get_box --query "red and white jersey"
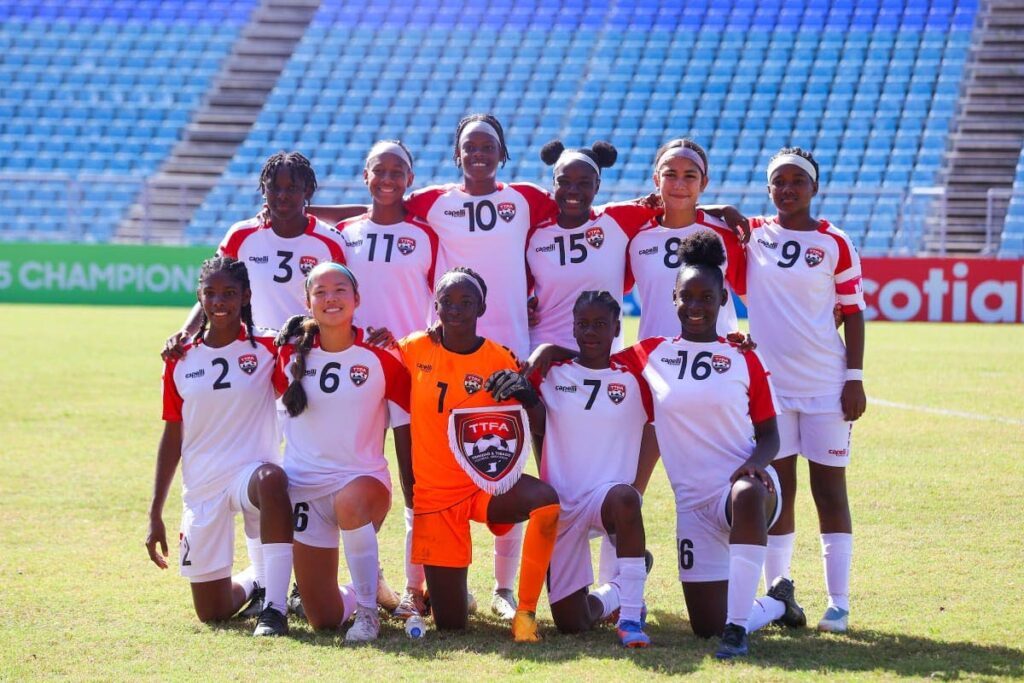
[335,213,439,339]
[614,336,778,511]
[526,203,655,352]
[405,182,558,359]
[161,326,281,505]
[217,215,346,330]
[626,211,745,339]
[275,330,411,501]
[744,217,865,398]
[531,359,653,508]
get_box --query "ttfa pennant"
[447,405,530,495]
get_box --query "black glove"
[485,369,539,408]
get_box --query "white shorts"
[291,472,391,549]
[548,482,638,604]
[676,466,782,583]
[775,394,853,467]
[179,461,263,583]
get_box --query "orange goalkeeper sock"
[516,503,560,613]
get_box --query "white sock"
[404,507,426,592]
[341,523,380,610]
[764,532,795,588]
[338,583,358,624]
[821,532,852,611]
[616,557,647,624]
[726,544,767,629]
[493,522,523,591]
[590,582,621,619]
[245,536,265,589]
[597,535,618,585]
[233,566,257,598]
[747,595,786,633]
[262,543,293,615]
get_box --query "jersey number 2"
[212,358,231,390]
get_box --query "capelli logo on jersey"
[497,202,516,222]
[639,245,659,256]
[464,373,483,394]
[303,368,316,377]
[444,208,467,218]
[299,256,318,275]
[660,356,681,366]
[184,369,205,379]
[248,255,269,264]
[344,238,363,247]
[711,355,731,373]
[238,354,258,375]
[416,362,433,373]
[829,448,848,457]
[586,227,605,249]
[555,384,577,393]
[350,365,369,386]
[397,237,416,255]
[535,243,556,253]
[757,238,778,249]
[805,247,825,267]
[607,382,626,404]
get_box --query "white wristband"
[845,369,864,381]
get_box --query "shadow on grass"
[209,609,1023,678]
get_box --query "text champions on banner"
[861,257,1024,323]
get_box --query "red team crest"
[497,202,516,222]
[349,364,369,386]
[711,354,731,373]
[585,227,605,249]
[464,373,483,394]
[607,382,626,404]
[448,407,528,493]
[397,236,416,255]
[804,247,825,267]
[238,354,258,375]
[299,256,318,275]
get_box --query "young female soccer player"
[614,232,806,659]
[742,148,866,633]
[274,262,412,642]
[627,139,746,339]
[526,141,658,353]
[529,291,656,648]
[146,257,294,637]
[396,267,559,642]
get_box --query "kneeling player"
[146,257,294,636]
[275,262,412,642]
[396,268,559,642]
[530,291,657,647]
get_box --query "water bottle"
[405,615,427,639]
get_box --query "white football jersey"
[526,203,655,352]
[276,330,411,501]
[405,182,557,359]
[162,326,282,505]
[217,216,346,330]
[614,336,778,511]
[626,212,745,339]
[744,217,865,398]
[531,360,652,508]
[335,213,438,339]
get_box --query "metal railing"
[985,188,1014,256]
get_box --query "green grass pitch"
[1,303,1021,680]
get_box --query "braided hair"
[452,113,510,168]
[259,151,318,198]
[194,257,256,348]
[573,290,621,319]
[276,314,320,417]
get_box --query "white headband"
[366,141,412,170]
[435,271,484,301]
[767,154,818,183]
[554,151,601,176]
[458,120,500,148]
[656,146,706,175]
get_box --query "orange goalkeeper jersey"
[397,331,520,513]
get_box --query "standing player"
[742,148,866,633]
[146,257,294,637]
[396,268,560,642]
[526,141,658,352]
[274,262,412,641]
[614,232,806,659]
[627,139,746,338]
[530,291,656,648]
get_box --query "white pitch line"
[870,398,1024,426]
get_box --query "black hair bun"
[679,230,726,268]
[590,141,618,169]
[540,140,566,166]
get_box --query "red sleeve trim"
[611,337,663,376]
[273,345,293,396]
[613,362,654,423]
[743,349,777,423]
[601,202,661,236]
[511,182,558,226]
[306,216,346,262]
[161,358,184,422]
[702,221,747,295]
[408,215,441,288]
[818,221,854,274]
[218,221,261,259]
[364,343,412,412]
[403,186,447,220]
